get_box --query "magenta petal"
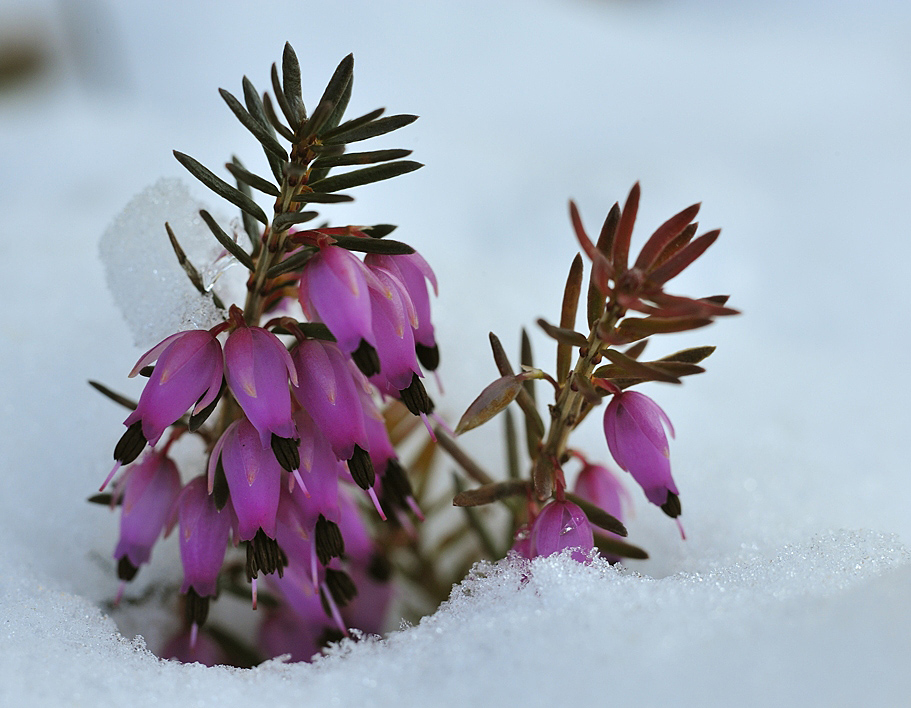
[114,452,182,568]
[573,462,630,524]
[224,326,296,447]
[531,501,594,562]
[293,409,343,524]
[124,330,224,446]
[301,247,375,354]
[218,418,283,540]
[367,272,421,391]
[129,331,186,377]
[291,340,369,461]
[604,392,679,508]
[177,477,232,597]
[367,252,438,347]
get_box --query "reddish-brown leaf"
[612,182,640,275]
[570,200,613,292]
[634,202,700,272]
[601,348,681,383]
[648,291,739,318]
[612,316,714,344]
[648,229,720,285]
[558,254,584,382]
[651,222,698,271]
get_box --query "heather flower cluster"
[92,45,439,664]
[91,42,736,668]
[449,182,736,564]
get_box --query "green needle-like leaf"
[565,493,627,536]
[281,42,305,125]
[88,380,137,411]
[308,54,353,136]
[362,224,397,238]
[308,160,422,194]
[331,234,414,255]
[199,210,255,271]
[290,192,354,204]
[593,533,649,560]
[311,148,412,169]
[219,88,288,161]
[558,254,584,381]
[452,480,530,507]
[225,161,280,197]
[272,210,318,232]
[173,150,268,225]
[323,113,418,145]
[536,317,588,347]
[320,107,384,142]
[266,247,317,278]
[261,91,295,141]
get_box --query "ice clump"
[99,179,233,348]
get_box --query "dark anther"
[383,459,413,507]
[415,342,439,371]
[138,365,154,378]
[271,434,301,473]
[212,456,230,511]
[348,445,375,490]
[189,379,225,431]
[314,514,345,565]
[367,552,392,583]
[117,556,139,582]
[352,339,380,377]
[661,491,682,519]
[114,421,146,465]
[324,568,358,607]
[399,373,434,416]
[184,587,210,628]
[245,529,287,581]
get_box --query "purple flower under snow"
[531,500,594,563]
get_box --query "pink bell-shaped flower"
[209,418,282,542]
[603,390,681,519]
[365,251,439,370]
[291,339,372,480]
[113,450,182,582]
[176,476,232,600]
[573,461,630,528]
[573,459,632,561]
[366,270,433,416]
[223,322,298,450]
[367,269,421,391]
[298,245,381,376]
[531,500,594,563]
[112,330,223,476]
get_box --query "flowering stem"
[536,300,624,498]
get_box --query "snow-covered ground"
[1,1,909,706]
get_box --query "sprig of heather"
[449,183,737,562]
[89,44,440,666]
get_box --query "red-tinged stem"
[536,298,625,499]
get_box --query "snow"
[99,178,228,348]
[2,0,910,706]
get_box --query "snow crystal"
[98,179,231,348]
[1,531,907,707]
